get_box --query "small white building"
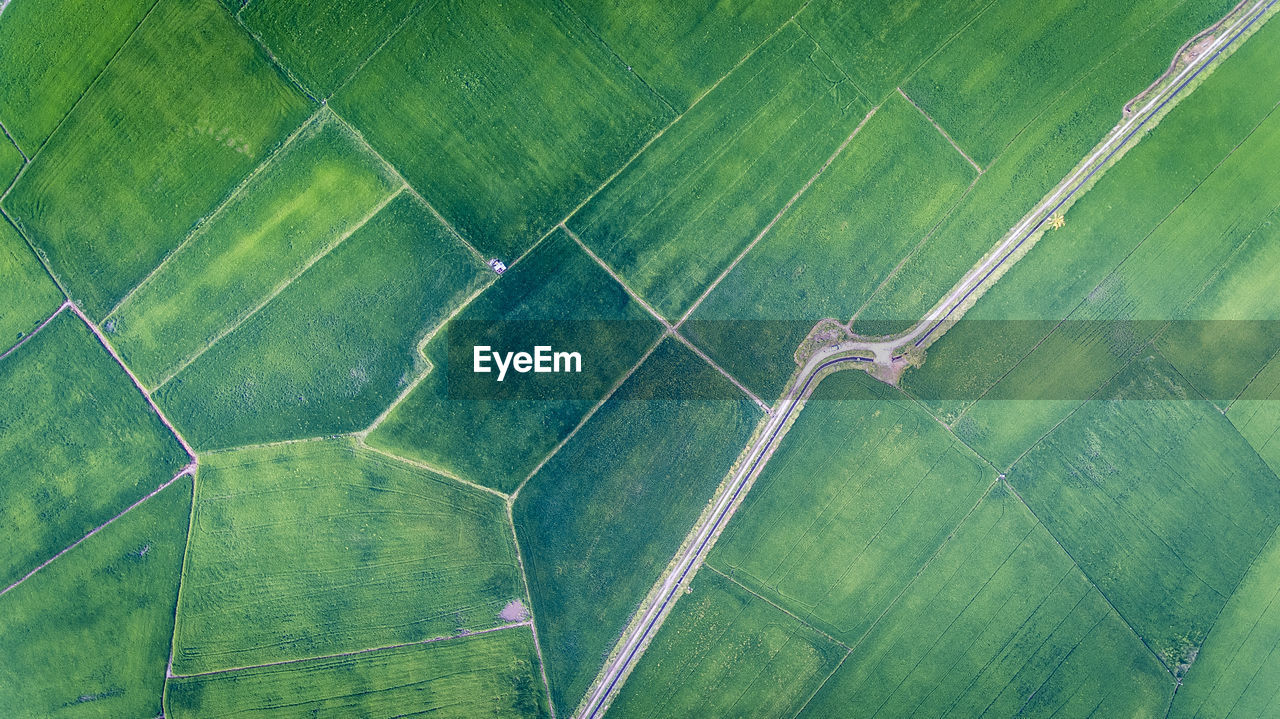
[488,258,507,275]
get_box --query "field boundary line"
[506,503,559,718]
[168,620,534,680]
[0,117,28,163]
[883,0,1002,105]
[326,109,487,264]
[166,460,201,683]
[198,434,348,456]
[704,564,850,650]
[150,186,406,390]
[70,302,197,460]
[897,87,982,174]
[324,0,438,101]
[0,299,70,363]
[1001,478,1177,678]
[228,4,319,103]
[1226,341,1280,412]
[357,441,509,501]
[0,463,196,598]
[563,224,770,413]
[0,0,163,170]
[509,333,666,503]
[1,206,72,299]
[675,103,881,328]
[791,20,873,104]
[103,107,329,321]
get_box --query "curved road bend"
[578,0,1275,715]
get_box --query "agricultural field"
[241,0,420,97]
[682,94,976,399]
[154,193,487,450]
[0,0,153,153]
[1,0,313,318]
[569,22,870,321]
[796,0,990,104]
[1227,353,1280,474]
[564,0,804,110]
[708,370,992,645]
[105,111,402,387]
[368,229,663,492]
[1006,354,1280,671]
[1170,527,1280,718]
[171,439,522,674]
[513,338,761,711]
[167,629,549,718]
[856,0,1241,332]
[606,569,844,719]
[0,312,187,589]
[0,134,20,186]
[0,475,190,719]
[798,485,1174,718]
[332,0,672,258]
[0,219,62,355]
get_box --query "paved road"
[575,1,1275,715]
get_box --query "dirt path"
[575,1,1275,715]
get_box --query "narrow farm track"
[576,1,1276,715]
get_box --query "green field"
[368,229,664,492]
[1006,354,1280,670]
[1170,526,1280,718]
[0,0,154,153]
[172,439,522,674]
[106,112,402,387]
[682,94,976,399]
[564,0,803,110]
[0,312,187,588]
[2,0,312,318]
[0,474,190,719]
[797,0,989,103]
[242,0,419,97]
[607,569,844,719]
[155,193,486,450]
[903,12,1280,424]
[332,0,671,258]
[167,628,549,718]
[902,0,1216,167]
[856,0,1240,333]
[710,370,991,644]
[0,133,20,186]
[799,484,1174,718]
[570,22,869,321]
[1228,353,1280,476]
[0,218,62,355]
[514,338,761,711]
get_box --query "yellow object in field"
[1049,213,1066,230]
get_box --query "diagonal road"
[575,0,1276,714]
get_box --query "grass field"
[856,0,1240,333]
[367,229,664,492]
[1006,354,1280,671]
[569,22,869,321]
[1170,525,1280,718]
[682,94,976,399]
[0,218,62,355]
[607,569,844,719]
[0,134,21,186]
[106,112,402,387]
[709,370,991,644]
[513,338,761,711]
[1227,353,1280,475]
[902,0,1216,167]
[2,0,313,318]
[797,0,990,103]
[166,628,549,718]
[0,474,190,719]
[0,0,154,153]
[242,0,420,97]
[155,193,487,450]
[0,312,187,589]
[564,0,803,111]
[332,0,672,258]
[799,484,1174,718]
[172,439,522,674]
